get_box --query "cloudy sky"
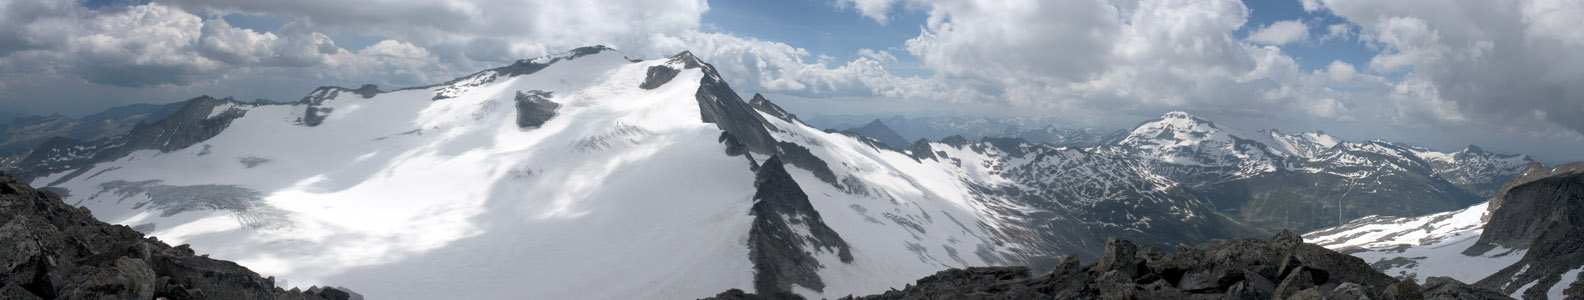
[0,0,1581,162]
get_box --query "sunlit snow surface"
[1305,202,1524,283]
[36,52,767,299]
[30,50,1046,299]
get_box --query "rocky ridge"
[704,231,1510,300]
[1468,163,1584,298]
[1305,162,1584,299]
[0,170,356,300]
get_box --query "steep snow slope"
[759,110,1260,294]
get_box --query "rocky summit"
[703,230,1510,300]
[0,171,358,300]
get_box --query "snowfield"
[27,46,1544,299]
[1305,202,1523,283]
[28,48,1128,299]
[37,50,766,299]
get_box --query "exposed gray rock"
[707,231,1503,300]
[746,156,852,297]
[1096,238,1140,278]
[513,90,560,128]
[1421,276,1511,300]
[748,94,798,124]
[1382,279,1424,300]
[239,156,270,168]
[296,85,379,126]
[774,142,838,186]
[0,171,352,300]
[1471,162,1584,251]
[905,139,936,161]
[1274,266,1320,299]
[677,51,779,155]
[639,65,680,90]
[1271,229,1303,252]
[1467,162,1584,298]
[11,96,250,181]
[1329,282,1369,300]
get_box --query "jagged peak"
[857,119,895,132]
[748,93,798,123]
[664,50,725,81]
[668,50,704,68]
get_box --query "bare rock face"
[747,94,798,124]
[0,171,356,300]
[746,156,852,298]
[513,90,560,128]
[639,65,681,90]
[703,230,1510,300]
[1467,162,1584,298]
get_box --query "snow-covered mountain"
[8,46,1256,299]
[807,115,1124,148]
[1306,162,1584,299]
[1102,111,1529,232]
[842,119,909,149]
[1409,145,1534,198]
[7,44,1548,299]
[0,102,186,169]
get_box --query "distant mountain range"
[0,46,1549,299]
[0,101,188,169]
[1105,112,1528,232]
[811,115,1126,148]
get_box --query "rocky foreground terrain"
[0,171,357,300]
[705,230,1510,300]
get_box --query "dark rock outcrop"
[422,45,624,100]
[904,139,936,161]
[11,96,249,181]
[746,156,852,298]
[748,94,798,124]
[679,51,780,155]
[1465,162,1584,298]
[0,171,355,300]
[640,65,681,90]
[704,231,1508,300]
[513,90,560,128]
[296,85,380,127]
[773,142,838,186]
[670,52,843,190]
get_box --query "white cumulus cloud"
[1246,20,1310,45]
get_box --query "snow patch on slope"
[1306,202,1524,283]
